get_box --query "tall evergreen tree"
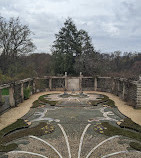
[51,18,96,75]
[52,18,80,75]
[74,30,99,75]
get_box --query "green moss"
[38,95,57,106]
[32,95,58,108]
[0,119,28,152]
[106,99,115,107]
[100,120,141,151]
[0,119,28,138]
[102,122,141,142]
[90,95,115,107]
[0,143,18,152]
[1,123,54,144]
[1,88,9,95]
[90,100,101,106]
[0,120,54,152]
[32,100,40,108]
[129,142,141,151]
[120,118,141,133]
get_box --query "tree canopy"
[52,18,97,75]
[0,16,36,74]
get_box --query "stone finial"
[65,72,67,76]
[80,72,82,76]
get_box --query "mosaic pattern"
[1,92,141,158]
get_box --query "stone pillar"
[94,77,97,91]
[136,75,141,108]
[33,78,36,94]
[111,78,115,93]
[49,78,52,91]
[65,72,68,91]
[117,79,120,91]
[9,84,15,107]
[21,83,24,102]
[79,72,82,91]
[122,82,125,100]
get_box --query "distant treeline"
[0,51,140,84]
[0,17,140,84]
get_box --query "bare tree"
[0,17,36,57]
[0,16,36,73]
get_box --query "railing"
[0,73,141,114]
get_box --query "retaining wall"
[0,74,141,111]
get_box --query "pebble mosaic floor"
[1,92,141,158]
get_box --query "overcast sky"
[0,0,141,53]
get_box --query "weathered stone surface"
[0,75,140,110]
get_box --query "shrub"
[23,86,31,100]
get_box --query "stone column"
[122,82,125,100]
[79,72,82,91]
[136,75,141,108]
[94,77,97,91]
[33,78,36,94]
[117,79,120,91]
[9,84,15,107]
[21,83,24,102]
[111,77,115,93]
[49,78,52,91]
[65,72,68,91]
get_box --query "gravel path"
[0,91,61,130]
[91,91,141,125]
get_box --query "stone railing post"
[111,77,115,92]
[122,81,125,100]
[80,72,83,91]
[94,77,97,91]
[136,75,141,108]
[117,79,120,91]
[49,77,52,91]
[65,72,68,91]
[21,82,24,102]
[33,78,36,94]
[9,84,15,107]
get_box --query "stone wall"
[0,78,34,108]
[96,77,138,108]
[0,74,141,111]
[137,77,141,108]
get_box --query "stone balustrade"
[0,73,141,110]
